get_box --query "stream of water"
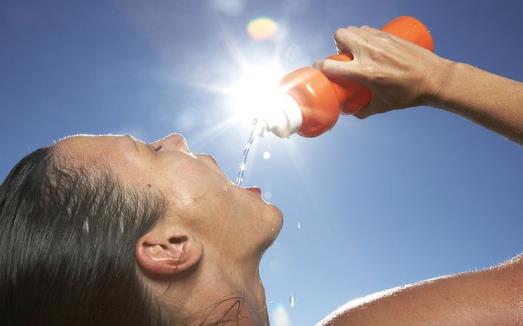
[235,120,260,186]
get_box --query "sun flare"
[227,62,288,128]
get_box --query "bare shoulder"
[317,254,523,326]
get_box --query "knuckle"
[362,65,382,81]
[334,28,347,41]
[369,46,386,59]
[345,26,360,36]
[379,32,394,42]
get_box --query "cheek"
[165,174,210,208]
[169,184,238,242]
[158,161,224,208]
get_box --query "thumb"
[352,106,374,119]
[313,59,368,86]
[352,99,386,119]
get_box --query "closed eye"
[147,144,163,152]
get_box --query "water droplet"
[82,219,90,234]
[289,293,295,307]
[262,151,271,160]
[297,222,301,230]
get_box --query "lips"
[245,186,262,195]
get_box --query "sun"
[228,61,285,124]
[226,61,302,138]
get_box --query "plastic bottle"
[258,16,435,138]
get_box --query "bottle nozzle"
[256,94,302,138]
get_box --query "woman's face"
[55,133,283,262]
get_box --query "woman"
[1,25,522,325]
[0,132,281,325]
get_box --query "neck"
[150,254,269,325]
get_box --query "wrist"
[421,56,458,109]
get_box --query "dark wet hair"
[0,146,170,325]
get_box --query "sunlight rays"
[188,115,239,150]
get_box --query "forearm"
[319,257,523,326]
[428,61,523,145]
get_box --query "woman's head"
[0,144,167,325]
[0,133,283,325]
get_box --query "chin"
[259,205,284,252]
[271,205,284,235]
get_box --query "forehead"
[54,134,139,166]
[57,134,136,149]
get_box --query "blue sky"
[2,0,523,324]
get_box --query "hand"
[313,25,452,118]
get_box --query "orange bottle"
[259,16,434,138]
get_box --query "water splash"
[235,120,261,186]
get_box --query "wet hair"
[0,146,170,325]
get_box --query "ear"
[135,227,203,276]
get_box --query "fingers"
[318,25,387,86]
[333,26,369,55]
[360,25,382,36]
[334,25,394,58]
[353,101,382,119]
[353,106,374,119]
[315,24,400,120]
[335,25,381,52]
[314,58,387,119]
[313,59,368,86]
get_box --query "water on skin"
[235,120,260,186]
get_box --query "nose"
[151,133,190,152]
